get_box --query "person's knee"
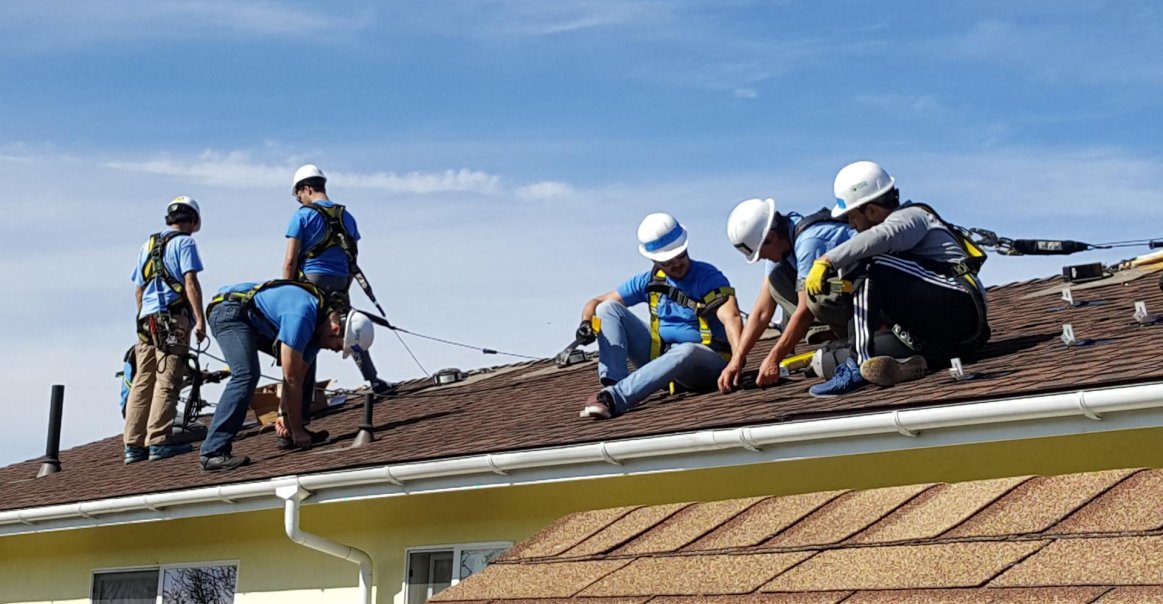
[667,342,702,361]
[595,299,626,317]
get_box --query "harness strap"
[646,270,733,360]
[141,231,191,314]
[207,279,329,328]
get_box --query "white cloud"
[515,181,576,200]
[733,88,759,100]
[855,93,945,116]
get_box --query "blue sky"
[1,0,1161,466]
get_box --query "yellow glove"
[805,258,833,296]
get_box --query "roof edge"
[3,381,1163,537]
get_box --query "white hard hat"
[637,213,688,262]
[727,198,776,264]
[166,195,200,220]
[342,311,375,359]
[292,164,327,191]
[832,161,895,218]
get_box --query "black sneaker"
[276,429,330,451]
[200,453,250,472]
[371,378,398,396]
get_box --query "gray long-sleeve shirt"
[827,204,966,273]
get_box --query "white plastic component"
[832,160,895,218]
[637,212,689,262]
[342,312,375,359]
[292,164,326,190]
[726,198,777,263]
[1134,301,1154,326]
[1062,324,1077,347]
[949,357,965,381]
[1062,288,1076,307]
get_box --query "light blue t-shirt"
[130,229,203,318]
[285,200,361,278]
[781,215,856,291]
[617,260,731,344]
[218,282,322,361]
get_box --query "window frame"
[90,559,241,604]
[403,541,511,601]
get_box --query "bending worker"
[198,280,374,471]
[725,197,855,387]
[123,196,206,464]
[806,160,990,397]
[577,213,744,419]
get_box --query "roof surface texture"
[431,467,1163,603]
[2,269,1162,511]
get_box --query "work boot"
[124,445,148,465]
[860,355,928,387]
[371,378,398,396]
[579,391,614,420]
[809,357,868,398]
[200,453,250,472]
[149,443,193,461]
[276,428,330,451]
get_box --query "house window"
[404,542,510,603]
[91,562,238,604]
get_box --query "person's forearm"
[280,379,304,432]
[581,297,602,321]
[185,275,205,325]
[735,294,775,361]
[770,304,814,362]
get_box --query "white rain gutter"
[3,381,1163,536]
[275,483,372,604]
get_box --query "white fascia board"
[2,382,1161,537]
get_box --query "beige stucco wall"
[4,426,1163,603]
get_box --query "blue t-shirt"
[285,200,361,278]
[783,216,855,291]
[616,260,731,344]
[218,282,322,361]
[130,229,203,318]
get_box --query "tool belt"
[136,306,189,353]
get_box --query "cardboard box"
[250,379,333,427]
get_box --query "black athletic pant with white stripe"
[849,255,986,365]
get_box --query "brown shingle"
[762,541,1047,592]
[992,535,1163,587]
[579,552,812,597]
[502,506,639,560]
[945,469,1136,538]
[476,599,649,604]
[844,587,1109,603]
[563,503,692,558]
[429,559,630,600]
[765,484,933,548]
[1095,586,1163,602]
[1048,469,1163,534]
[686,491,846,551]
[610,497,765,555]
[848,476,1029,544]
[648,594,850,604]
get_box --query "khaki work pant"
[767,260,851,340]
[124,313,190,448]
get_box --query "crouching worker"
[199,280,374,471]
[725,198,855,387]
[806,161,990,397]
[577,213,744,419]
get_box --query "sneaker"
[860,355,928,387]
[124,445,148,465]
[276,428,330,451]
[200,453,250,472]
[579,391,614,420]
[371,378,398,396]
[149,443,193,461]
[809,357,868,398]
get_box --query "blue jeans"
[200,301,262,457]
[595,300,728,415]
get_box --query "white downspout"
[275,484,373,604]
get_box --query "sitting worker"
[282,164,393,424]
[806,160,990,397]
[725,197,856,387]
[123,196,206,464]
[198,280,374,471]
[577,213,744,419]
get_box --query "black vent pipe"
[37,385,64,478]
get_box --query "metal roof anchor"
[1062,287,1081,308]
[1061,324,1093,347]
[948,357,982,382]
[1134,301,1159,326]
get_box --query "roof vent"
[433,368,465,386]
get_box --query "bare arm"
[732,278,778,363]
[281,238,301,280]
[184,272,206,342]
[756,291,815,386]
[278,343,312,449]
[715,295,745,392]
[135,285,144,316]
[581,290,624,322]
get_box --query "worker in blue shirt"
[123,196,206,464]
[199,280,375,471]
[725,198,856,387]
[577,213,744,419]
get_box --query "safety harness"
[136,231,191,348]
[298,203,386,316]
[645,270,735,360]
[792,208,849,244]
[207,280,330,356]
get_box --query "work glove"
[805,257,834,296]
[576,319,597,344]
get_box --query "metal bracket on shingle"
[947,357,982,382]
[1077,391,1102,421]
[892,411,918,437]
[1134,301,1160,326]
[1062,287,1078,308]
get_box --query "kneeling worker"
[725,197,855,387]
[199,280,374,471]
[806,161,990,397]
[577,213,744,419]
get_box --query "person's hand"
[718,360,743,393]
[275,415,290,437]
[756,352,783,387]
[193,319,207,344]
[576,319,597,344]
[805,257,834,296]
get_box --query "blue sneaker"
[149,443,193,461]
[809,357,868,398]
[124,445,148,464]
